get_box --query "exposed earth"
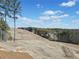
[0,50,32,59]
[0,29,79,59]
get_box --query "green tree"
[0,0,11,30]
[9,0,21,41]
[0,0,21,41]
[0,17,9,40]
[0,17,9,31]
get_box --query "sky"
[8,0,79,29]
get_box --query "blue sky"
[8,0,79,29]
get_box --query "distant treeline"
[18,27,79,44]
[18,27,79,34]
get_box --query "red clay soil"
[0,50,33,59]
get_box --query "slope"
[0,29,79,59]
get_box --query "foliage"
[9,0,21,41]
[0,17,9,31]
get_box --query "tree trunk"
[4,10,7,41]
[14,13,16,42]
[4,10,7,28]
[1,29,3,40]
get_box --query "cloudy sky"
[8,0,79,29]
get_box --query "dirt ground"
[0,29,79,59]
[0,50,33,59]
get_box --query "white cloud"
[60,1,76,7]
[39,15,50,20]
[36,4,43,8]
[59,14,69,17]
[12,10,69,28]
[43,10,55,15]
[50,14,69,20]
[39,10,69,21]
[36,4,40,8]
[17,15,35,24]
[76,11,79,14]
[17,10,69,23]
[72,19,79,24]
[14,15,44,27]
[43,10,63,15]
